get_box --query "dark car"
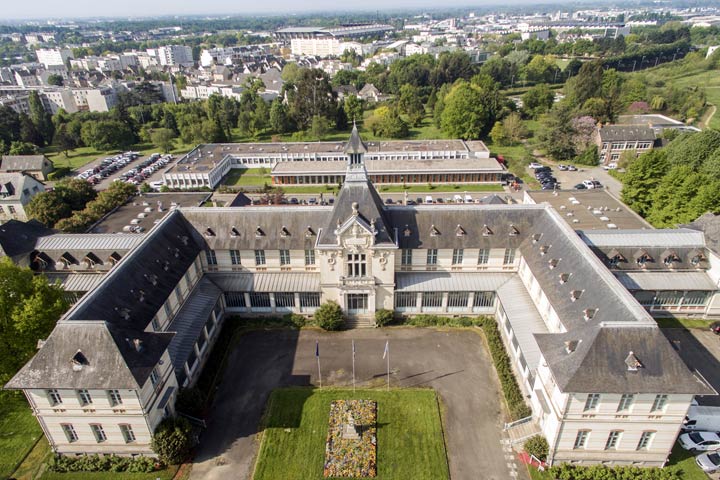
[574,183,587,189]
[541,183,557,190]
[711,322,720,335]
[290,198,299,204]
[385,198,394,204]
[406,200,417,205]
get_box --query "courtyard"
[190,328,527,480]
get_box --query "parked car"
[711,322,720,335]
[385,198,394,204]
[582,180,602,189]
[678,431,720,452]
[573,183,587,189]
[603,163,618,170]
[696,451,720,472]
[567,165,578,171]
[425,196,433,204]
[557,164,568,171]
[528,162,543,169]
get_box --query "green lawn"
[221,167,273,186]
[655,317,713,329]
[253,387,449,480]
[526,444,707,480]
[42,468,179,480]
[0,395,43,479]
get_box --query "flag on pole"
[382,340,389,359]
[315,340,319,358]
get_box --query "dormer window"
[115,307,130,320]
[204,227,215,237]
[72,350,89,370]
[83,253,102,268]
[634,249,652,267]
[108,252,122,265]
[430,225,441,236]
[564,340,579,354]
[144,273,159,286]
[539,245,549,256]
[255,227,265,237]
[532,233,541,243]
[306,226,316,237]
[230,226,240,237]
[482,225,493,236]
[583,308,597,321]
[548,258,559,269]
[663,251,680,267]
[559,273,570,284]
[280,226,290,237]
[59,252,76,268]
[689,249,706,267]
[131,289,146,303]
[625,351,643,371]
[509,225,519,236]
[570,290,583,302]
[178,235,189,246]
[403,226,411,237]
[455,225,466,236]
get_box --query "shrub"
[546,463,681,480]
[523,435,549,461]
[480,320,532,420]
[47,167,70,180]
[285,312,307,328]
[315,301,344,331]
[48,454,157,473]
[175,387,207,418]
[151,416,193,464]
[397,314,486,328]
[375,309,394,327]
[574,145,599,166]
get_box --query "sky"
[2,0,545,21]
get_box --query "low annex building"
[5,127,717,467]
[162,137,504,189]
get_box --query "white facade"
[36,48,74,68]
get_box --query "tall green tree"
[538,103,577,160]
[342,96,364,125]
[28,91,54,146]
[0,258,68,386]
[522,84,554,118]
[621,150,670,217]
[269,99,292,134]
[398,84,425,126]
[439,80,497,139]
[150,128,177,153]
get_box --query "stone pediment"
[335,218,376,252]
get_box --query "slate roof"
[0,219,53,258]
[598,125,656,143]
[5,321,173,390]
[535,326,715,394]
[1,155,51,172]
[344,123,368,155]
[681,213,720,256]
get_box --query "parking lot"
[191,328,527,480]
[73,151,178,190]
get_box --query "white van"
[683,406,720,432]
[425,196,433,204]
[464,194,473,203]
[453,194,463,203]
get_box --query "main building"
[5,127,718,467]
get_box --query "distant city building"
[275,24,394,57]
[36,48,74,68]
[149,45,193,67]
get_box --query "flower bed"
[324,400,377,478]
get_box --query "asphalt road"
[190,328,528,480]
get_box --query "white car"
[696,451,720,472]
[425,196,433,204]
[582,179,602,189]
[529,162,543,169]
[678,431,720,452]
[602,163,618,170]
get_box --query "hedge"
[48,454,157,473]
[392,314,486,328]
[545,463,681,480]
[479,319,533,420]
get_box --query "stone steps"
[344,316,376,329]
[505,417,541,445]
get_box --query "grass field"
[0,395,43,479]
[41,468,179,480]
[222,168,273,186]
[655,317,714,329]
[253,387,449,480]
[526,444,706,480]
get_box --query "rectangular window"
[503,248,516,265]
[279,250,290,266]
[299,293,320,308]
[77,389,92,406]
[304,250,315,265]
[108,389,122,407]
[151,316,160,331]
[637,431,655,450]
[275,292,295,308]
[224,292,246,308]
[163,302,172,319]
[150,367,161,388]
[478,248,489,264]
[395,292,416,309]
[605,430,622,450]
[205,249,217,265]
[90,424,107,443]
[250,292,271,308]
[651,394,668,412]
[617,394,634,412]
[230,249,241,265]
[452,249,464,265]
[61,423,78,443]
[120,424,136,443]
[346,253,366,277]
[584,393,600,411]
[401,249,412,265]
[422,292,443,308]
[47,389,62,406]
[574,430,590,449]
[254,250,266,265]
[473,291,495,307]
[8,205,15,214]
[427,249,438,265]
[448,291,469,308]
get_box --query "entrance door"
[346,294,368,314]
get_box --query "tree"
[315,301,343,331]
[26,192,72,227]
[440,81,494,140]
[269,99,292,134]
[150,128,176,153]
[53,124,78,157]
[29,91,54,146]
[621,150,670,217]
[539,103,577,160]
[47,74,64,86]
[343,96,364,125]
[0,105,21,147]
[0,258,68,386]
[501,112,528,144]
[524,435,549,462]
[490,121,509,146]
[310,115,330,140]
[398,84,425,126]
[288,69,336,130]
[565,61,604,108]
[8,141,39,155]
[429,51,475,87]
[81,120,135,151]
[522,55,559,84]
[522,84,554,118]
[151,417,192,464]
[574,145,599,166]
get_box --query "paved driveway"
[663,328,720,406]
[190,328,528,480]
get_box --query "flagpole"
[352,340,356,394]
[316,340,322,388]
[386,341,390,391]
